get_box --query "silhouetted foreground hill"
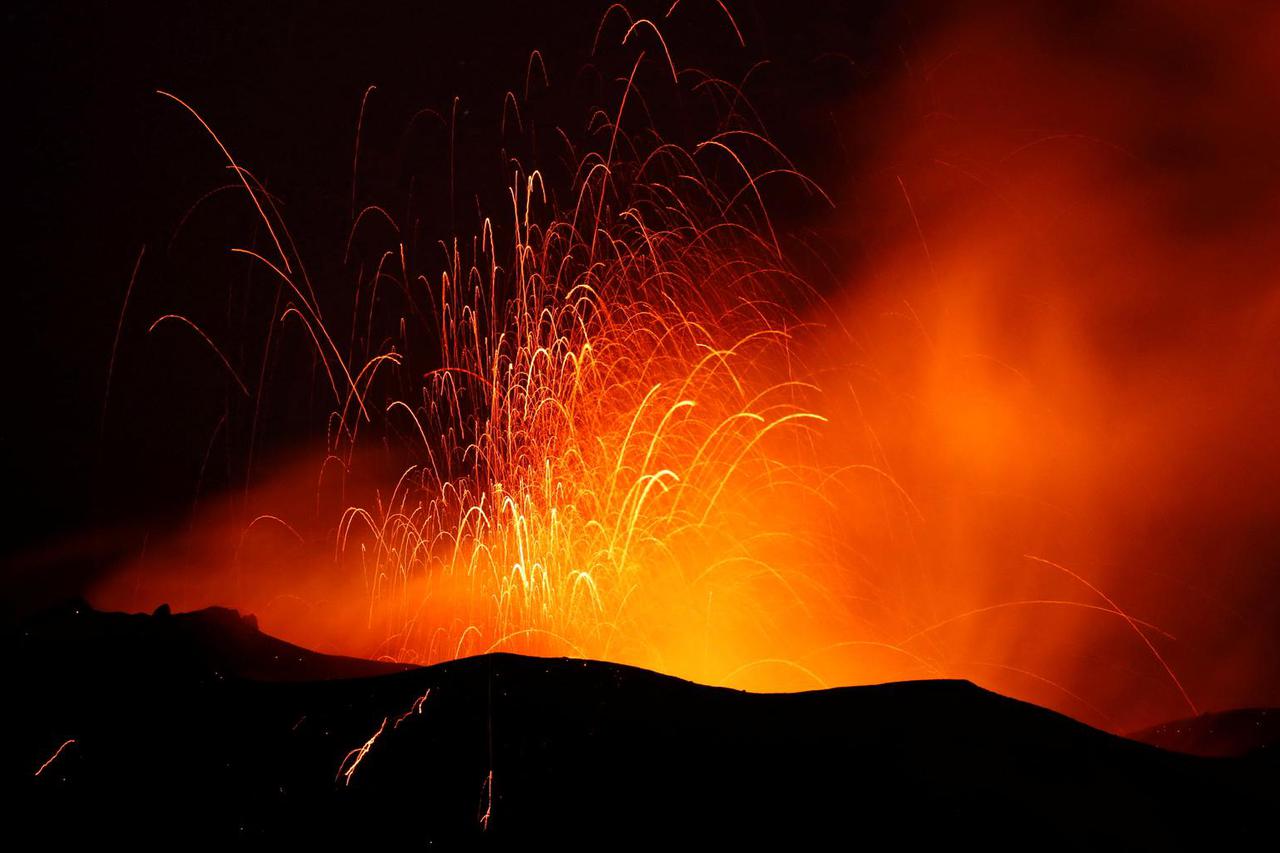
[13,599,410,681]
[8,603,1276,847]
[1131,708,1279,759]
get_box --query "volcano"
[11,602,1276,846]
[9,1,1280,846]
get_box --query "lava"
[88,1,1280,734]
[34,739,77,777]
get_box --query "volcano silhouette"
[10,602,1276,846]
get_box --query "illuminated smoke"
[92,2,1280,732]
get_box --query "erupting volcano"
[8,0,1279,845]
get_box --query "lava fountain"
[90,2,1280,733]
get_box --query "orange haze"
[92,2,1280,732]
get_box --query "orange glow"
[90,3,1280,733]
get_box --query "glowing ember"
[337,716,386,786]
[34,738,76,777]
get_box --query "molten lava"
[91,2,1280,733]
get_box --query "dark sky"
[3,1,896,589]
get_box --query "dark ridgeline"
[9,603,1277,847]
